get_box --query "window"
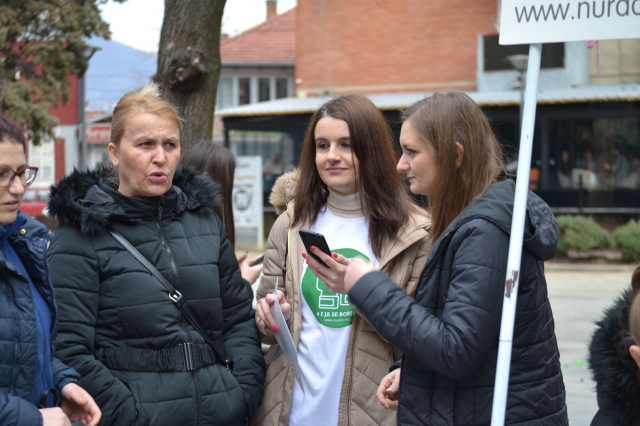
[219,77,234,109]
[28,140,54,184]
[23,190,36,202]
[37,190,50,202]
[238,78,251,105]
[483,35,564,71]
[276,78,289,99]
[219,76,292,107]
[259,78,271,102]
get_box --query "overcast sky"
[100,0,297,53]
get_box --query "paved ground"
[545,266,636,425]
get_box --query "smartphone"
[249,255,265,267]
[299,230,332,268]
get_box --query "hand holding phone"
[237,251,264,285]
[298,230,332,267]
[249,255,265,267]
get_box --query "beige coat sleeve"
[255,211,290,345]
[405,235,431,297]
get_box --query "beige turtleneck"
[326,187,367,219]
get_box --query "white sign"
[233,156,263,248]
[500,0,640,44]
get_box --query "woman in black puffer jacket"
[323,92,568,425]
[588,266,640,426]
[47,83,265,426]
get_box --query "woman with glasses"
[0,113,101,426]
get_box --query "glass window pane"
[23,190,36,202]
[259,78,270,102]
[219,77,234,109]
[483,35,564,71]
[276,78,288,99]
[238,78,251,105]
[37,191,50,202]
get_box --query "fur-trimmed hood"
[588,287,640,425]
[48,165,220,236]
[268,170,299,215]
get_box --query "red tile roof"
[220,7,296,65]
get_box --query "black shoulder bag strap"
[109,229,231,371]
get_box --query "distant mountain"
[85,38,157,112]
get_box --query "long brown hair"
[180,140,237,247]
[293,93,413,258]
[403,91,503,245]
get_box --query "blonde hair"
[403,91,504,246]
[110,82,182,146]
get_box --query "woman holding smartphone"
[326,92,567,425]
[252,93,431,426]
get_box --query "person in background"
[263,152,287,179]
[557,149,572,187]
[252,93,431,426]
[328,91,567,425]
[46,83,265,426]
[577,149,597,172]
[0,113,101,426]
[588,265,640,425]
[181,140,263,285]
[611,146,631,186]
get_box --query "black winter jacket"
[349,180,568,426]
[0,213,81,426]
[588,287,640,426]
[47,167,265,426]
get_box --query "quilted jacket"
[47,166,265,426]
[0,213,80,426]
[349,179,568,426]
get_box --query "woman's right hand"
[376,369,401,411]
[256,290,290,333]
[40,407,72,426]
[237,251,264,285]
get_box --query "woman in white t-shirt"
[251,93,431,426]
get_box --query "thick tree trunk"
[157,0,226,152]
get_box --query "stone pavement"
[545,266,636,425]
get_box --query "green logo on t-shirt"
[301,248,369,328]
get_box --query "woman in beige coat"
[251,94,430,426]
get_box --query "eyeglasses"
[0,166,38,188]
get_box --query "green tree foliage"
[0,0,124,144]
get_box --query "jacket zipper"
[155,204,202,426]
[3,283,19,395]
[42,240,59,358]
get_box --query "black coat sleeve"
[349,221,508,381]
[48,226,137,426]
[215,216,266,417]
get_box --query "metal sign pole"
[490,42,542,426]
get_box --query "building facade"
[218,0,640,217]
